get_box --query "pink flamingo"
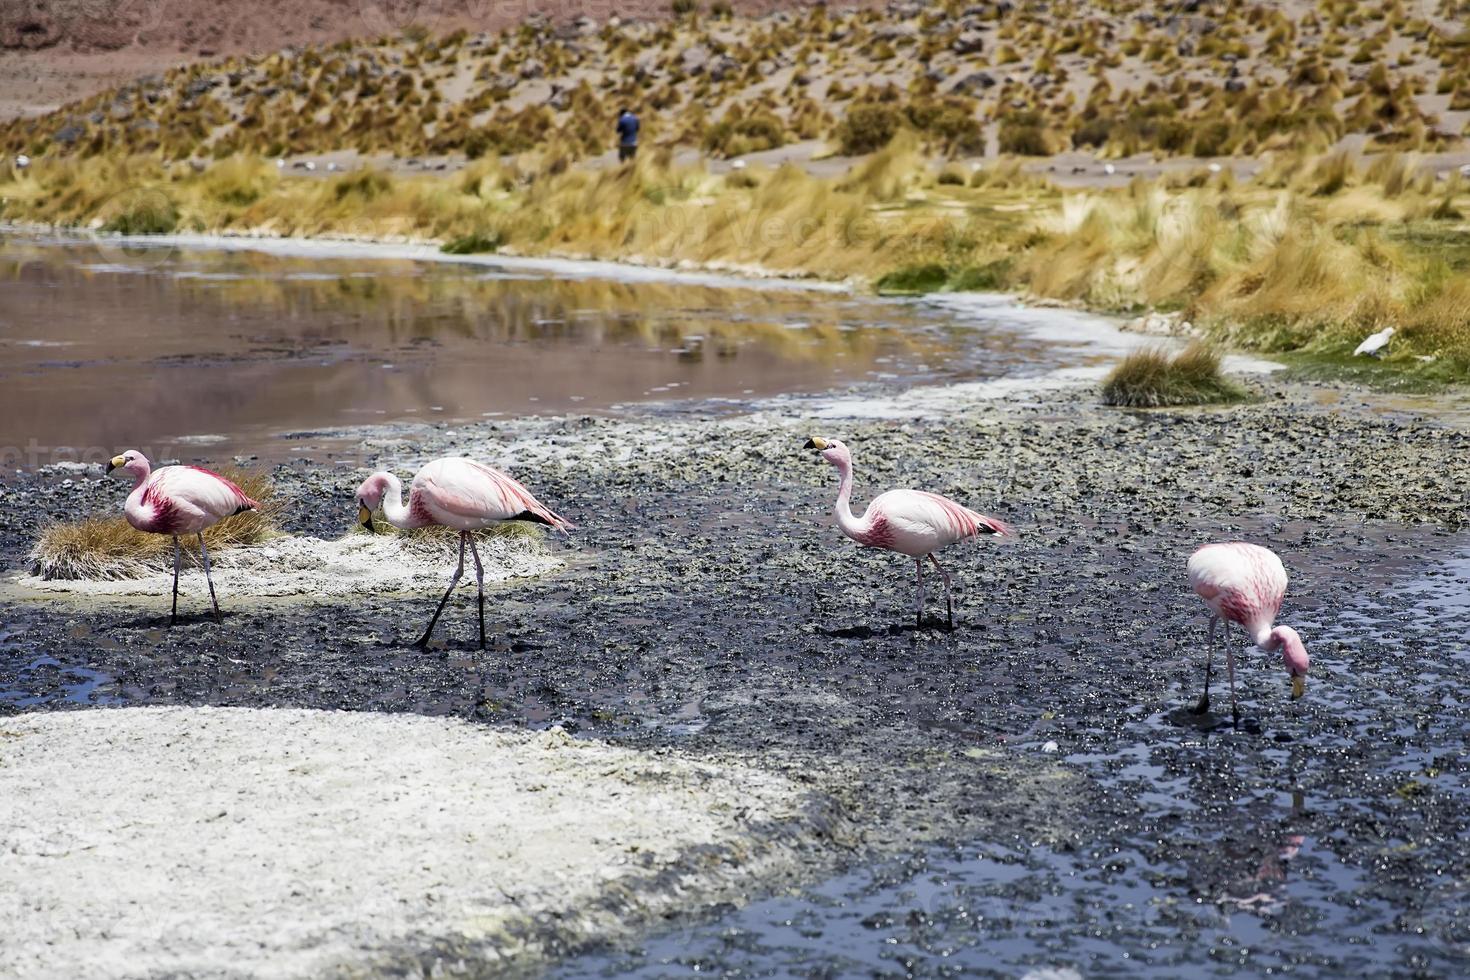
[106,450,259,624]
[1187,542,1310,726]
[354,456,572,649]
[804,437,1014,629]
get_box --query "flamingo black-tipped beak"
[1291,675,1306,700]
[804,437,828,451]
[105,455,124,474]
[358,503,376,533]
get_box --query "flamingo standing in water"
[354,456,572,649]
[804,437,1014,629]
[106,450,259,624]
[1187,542,1311,726]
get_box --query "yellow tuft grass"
[3,146,1466,371]
[353,515,549,561]
[1101,344,1250,407]
[29,469,283,581]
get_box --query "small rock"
[951,71,997,94]
[952,30,985,55]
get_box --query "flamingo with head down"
[1187,542,1311,726]
[354,456,572,649]
[804,437,1014,629]
[106,450,259,624]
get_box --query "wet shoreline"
[3,371,1469,974]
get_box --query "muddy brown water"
[0,233,1074,470]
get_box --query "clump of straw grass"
[29,468,283,581]
[355,515,545,549]
[1101,343,1251,408]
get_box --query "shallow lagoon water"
[0,233,1093,469]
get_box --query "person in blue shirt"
[616,108,639,162]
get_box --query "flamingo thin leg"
[1225,628,1240,728]
[914,558,925,628]
[928,554,955,629]
[170,535,181,626]
[1193,616,1217,715]
[197,532,222,624]
[467,533,486,651]
[416,531,466,648]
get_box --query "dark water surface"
[0,234,1068,469]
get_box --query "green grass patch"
[100,192,179,235]
[441,231,504,254]
[1275,349,1467,392]
[1101,344,1251,407]
[948,259,1014,291]
[875,258,1013,295]
[875,262,949,295]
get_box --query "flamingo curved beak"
[804,437,828,451]
[1291,675,1306,700]
[358,503,376,533]
[105,455,124,474]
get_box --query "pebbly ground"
[2,377,1469,976]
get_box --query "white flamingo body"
[1186,542,1310,724]
[355,456,571,648]
[806,437,1013,628]
[107,450,258,624]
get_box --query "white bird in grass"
[106,450,259,624]
[354,456,572,649]
[805,437,1014,629]
[1353,326,1395,357]
[15,154,30,169]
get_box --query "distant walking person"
[616,107,639,162]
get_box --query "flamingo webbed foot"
[1191,694,1210,715]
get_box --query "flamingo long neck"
[831,453,866,540]
[378,473,415,529]
[123,462,153,510]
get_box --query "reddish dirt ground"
[0,0,832,120]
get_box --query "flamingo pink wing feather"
[1188,542,1287,632]
[419,458,572,531]
[873,490,1012,542]
[156,466,257,520]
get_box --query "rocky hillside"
[3,0,1468,165]
[0,0,806,54]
